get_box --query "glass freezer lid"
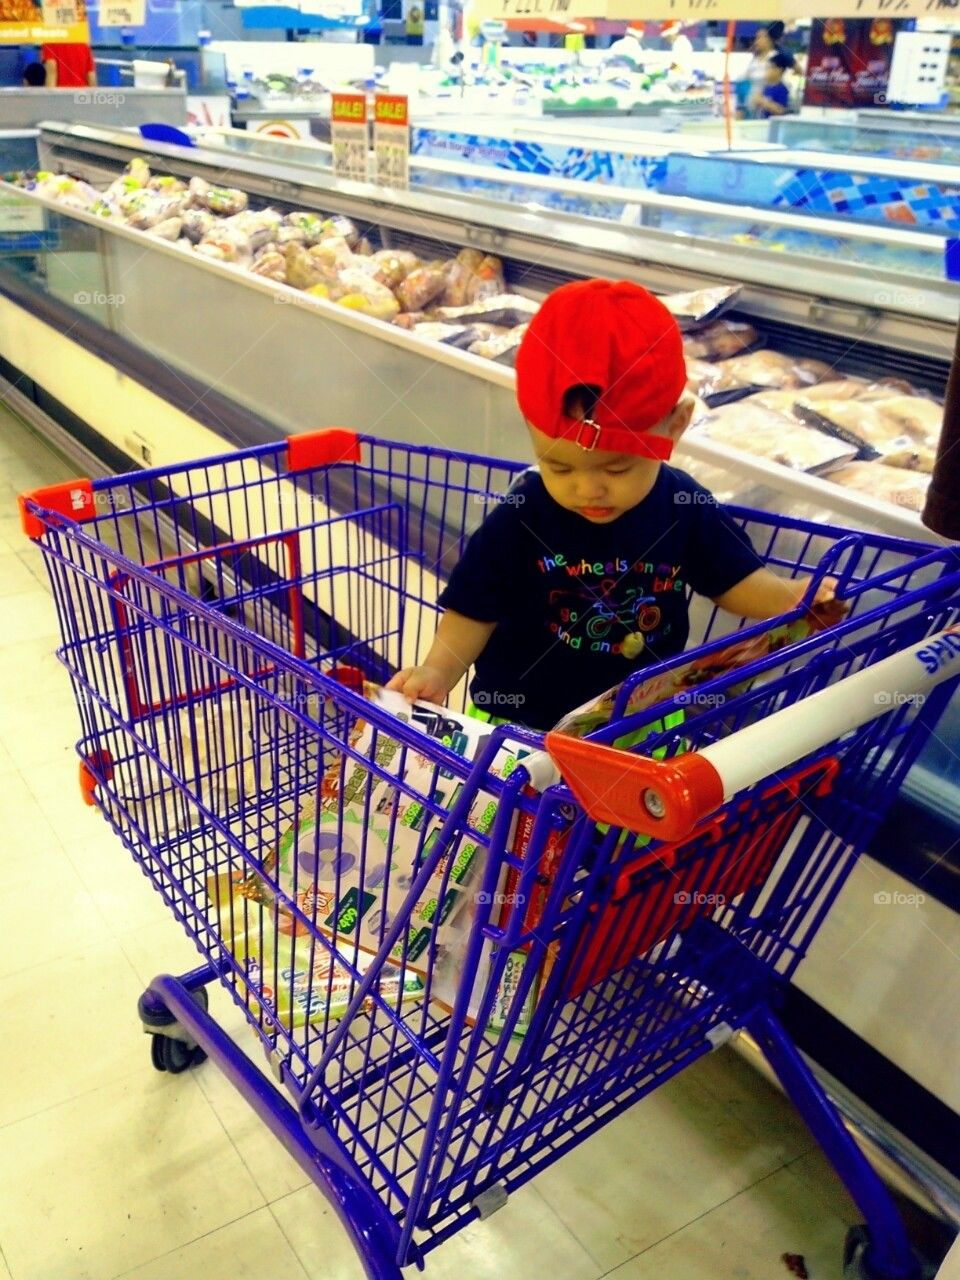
[188,125,954,303]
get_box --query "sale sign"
[330,92,369,183]
[374,94,410,191]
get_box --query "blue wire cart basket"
[19,428,960,1280]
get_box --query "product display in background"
[802,17,902,110]
[9,157,946,516]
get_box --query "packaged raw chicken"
[434,294,539,328]
[694,400,858,472]
[686,356,746,400]
[710,350,832,391]
[119,189,187,230]
[391,312,427,330]
[370,249,420,290]
[464,254,506,304]
[147,175,187,195]
[827,462,930,512]
[661,284,741,330]
[468,324,528,366]
[221,208,283,253]
[793,397,937,470]
[196,226,257,266]
[396,265,448,313]
[683,320,759,362]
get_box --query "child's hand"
[385,664,451,704]
[797,575,848,628]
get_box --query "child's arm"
[714,568,843,622]
[386,609,496,703]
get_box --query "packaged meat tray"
[826,462,931,512]
[683,320,760,362]
[793,395,940,472]
[708,350,834,391]
[694,400,859,472]
[660,284,741,330]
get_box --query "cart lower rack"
[20,429,960,1280]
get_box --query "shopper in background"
[661,19,693,69]
[41,39,96,88]
[741,20,785,114]
[387,280,840,729]
[752,51,795,118]
[22,61,46,86]
[606,24,645,68]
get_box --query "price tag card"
[373,94,410,191]
[41,0,79,25]
[331,92,369,184]
[99,0,145,25]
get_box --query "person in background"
[753,51,794,118]
[741,20,784,112]
[661,19,693,66]
[41,39,96,88]
[606,24,645,69]
[22,61,46,86]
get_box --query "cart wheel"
[149,1034,207,1075]
[842,1225,932,1280]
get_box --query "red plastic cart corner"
[18,479,95,540]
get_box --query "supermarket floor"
[0,410,868,1280]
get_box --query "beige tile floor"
[0,413,865,1280]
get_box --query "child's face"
[528,399,693,523]
[765,63,784,84]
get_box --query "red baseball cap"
[516,279,687,459]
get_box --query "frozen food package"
[434,294,539,328]
[396,266,448,313]
[285,242,340,291]
[468,325,527,365]
[711,350,832,391]
[370,249,421,290]
[827,462,931,512]
[196,226,257,266]
[872,395,942,445]
[412,322,472,345]
[335,268,401,321]
[683,319,760,362]
[695,400,859,472]
[147,174,187,195]
[250,247,287,282]
[463,254,506,304]
[180,208,216,244]
[308,235,355,273]
[441,247,486,307]
[686,356,745,399]
[284,210,326,245]
[222,208,283,252]
[660,284,741,330]
[251,688,531,978]
[793,398,935,470]
[187,176,248,216]
[319,214,359,248]
[276,225,307,247]
[147,217,183,241]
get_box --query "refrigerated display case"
[5,118,959,1220]
[770,110,960,165]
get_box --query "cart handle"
[545,625,960,843]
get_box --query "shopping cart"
[19,428,960,1280]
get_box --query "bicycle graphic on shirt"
[549,586,662,657]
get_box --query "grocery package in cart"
[19,429,960,1280]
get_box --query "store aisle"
[0,411,860,1280]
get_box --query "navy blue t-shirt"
[438,468,762,731]
[757,82,789,116]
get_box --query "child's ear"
[659,395,696,444]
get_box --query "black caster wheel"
[142,985,210,1074]
[843,1225,933,1280]
[150,1034,207,1074]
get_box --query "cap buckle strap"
[575,418,602,451]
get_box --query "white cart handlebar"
[544,626,960,842]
